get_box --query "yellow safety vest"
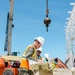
[20,45,36,69]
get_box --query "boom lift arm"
[4,0,14,55]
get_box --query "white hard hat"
[35,36,45,45]
[37,47,42,52]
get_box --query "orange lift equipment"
[0,0,20,75]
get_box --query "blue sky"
[0,0,75,62]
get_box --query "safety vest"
[20,45,36,69]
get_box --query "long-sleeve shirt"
[22,45,37,61]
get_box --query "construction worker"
[19,36,45,75]
[36,47,45,62]
[36,47,42,60]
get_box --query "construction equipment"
[4,0,14,55]
[0,57,20,75]
[44,0,51,32]
[0,0,21,75]
[54,58,68,68]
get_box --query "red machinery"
[0,58,20,75]
[54,58,68,68]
